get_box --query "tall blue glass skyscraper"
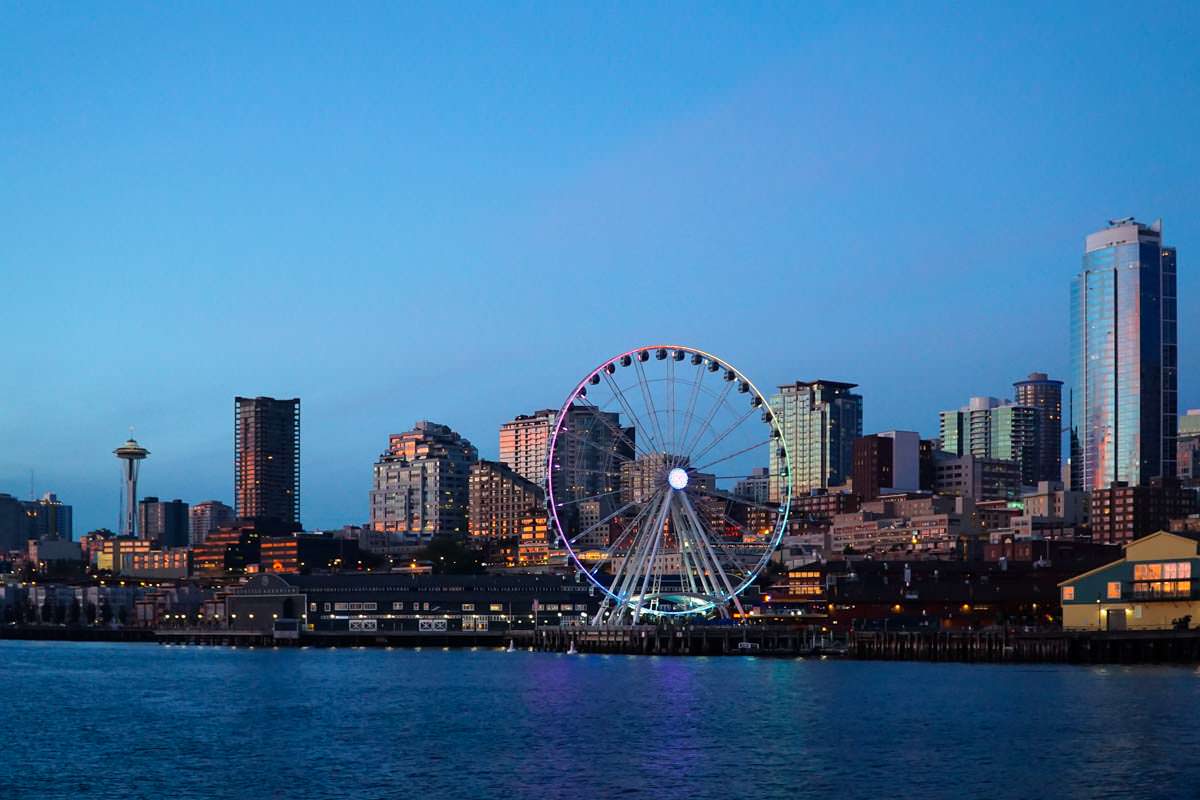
[1070,218,1177,491]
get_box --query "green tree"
[418,535,486,574]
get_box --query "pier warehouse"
[1059,531,1200,631]
[226,573,600,634]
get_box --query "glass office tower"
[1070,218,1177,491]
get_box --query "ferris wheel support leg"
[630,492,672,625]
[674,504,719,606]
[670,506,702,599]
[679,489,745,615]
[592,496,660,626]
[591,594,612,627]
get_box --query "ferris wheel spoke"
[676,363,706,457]
[688,484,780,514]
[553,488,622,509]
[669,505,701,597]
[683,495,755,579]
[603,370,662,456]
[558,426,636,465]
[632,357,669,457]
[678,490,744,613]
[680,377,735,458]
[568,501,636,545]
[689,405,759,466]
[610,493,667,605]
[666,353,677,453]
[692,435,773,474]
[673,501,721,601]
[593,503,654,605]
[713,516,762,575]
[677,499,732,601]
[630,492,671,623]
[569,398,651,461]
[588,489,664,573]
[551,463,623,482]
[598,372,663,456]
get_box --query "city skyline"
[3,4,1199,532]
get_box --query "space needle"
[114,434,150,537]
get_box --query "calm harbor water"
[2,641,1196,800]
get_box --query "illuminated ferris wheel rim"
[545,344,794,619]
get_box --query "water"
[1,641,1196,800]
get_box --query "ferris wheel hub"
[667,467,689,490]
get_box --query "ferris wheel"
[546,345,792,625]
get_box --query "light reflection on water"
[1,640,1195,800]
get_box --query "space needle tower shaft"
[114,436,150,538]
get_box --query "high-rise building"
[468,459,545,540]
[1090,479,1196,544]
[939,397,1040,486]
[0,493,34,552]
[370,421,478,541]
[768,380,863,501]
[499,409,557,488]
[1071,218,1177,491]
[1178,410,1200,487]
[851,431,920,501]
[25,492,73,541]
[234,397,300,528]
[189,500,236,546]
[933,453,1022,501]
[1013,372,1064,483]
[137,497,190,548]
[919,439,938,492]
[499,406,633,497]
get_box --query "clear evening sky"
[2,2,1198,533]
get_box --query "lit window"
[1062,586,1075,601]
[1107,582,1121,599]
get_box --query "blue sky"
[2,2,1198,533]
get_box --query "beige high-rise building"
[499,409,557,488]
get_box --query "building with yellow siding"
[1059,530,1200,631]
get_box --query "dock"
[848,628,1200,664]
[533,625,818,656]
[9,623,1200,664]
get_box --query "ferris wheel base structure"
[545,345,793,627]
